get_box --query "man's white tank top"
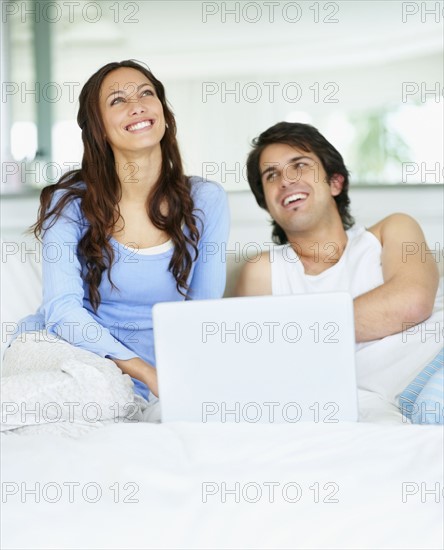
[270,225,443,407]
[271,225,384,298]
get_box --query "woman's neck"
[113,146,162,202]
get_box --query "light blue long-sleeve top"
[17,177,230,399]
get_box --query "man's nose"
[281,173,295,188]
[281,165,299,187]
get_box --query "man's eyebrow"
[106,82,153,100]
[260,164,277,178]
[260,156,311,178]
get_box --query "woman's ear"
[329,174,344,196]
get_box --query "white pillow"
[1,238,43,356]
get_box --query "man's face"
[259,143,343,236]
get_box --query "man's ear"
[329,174,344,197]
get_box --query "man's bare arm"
[354,213,439,342]
[234,252,272,296]
[234,215,438,342]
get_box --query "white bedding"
[1,250,443,549]
[2,413,443,550]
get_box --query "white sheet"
[1,332,138,436]
[2,416,443,550]
[2,249,443,549]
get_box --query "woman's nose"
[129,99,145,115]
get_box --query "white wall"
[229,186,443,246]
[5,1,443,191]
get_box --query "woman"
[6,60,229,406]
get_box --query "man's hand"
[113,357,159,397]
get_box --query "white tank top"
[270,225,444,406]
[271,225,384,298]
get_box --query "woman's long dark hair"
[31,60,200,311]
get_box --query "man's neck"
[286,225,348,275]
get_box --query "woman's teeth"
[126,120,152,131]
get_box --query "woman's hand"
[113,357,159,397]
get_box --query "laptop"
[152,292,358,423]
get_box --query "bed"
[1,243,444,550]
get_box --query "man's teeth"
[126,120,152,131]
[283,193,307,206]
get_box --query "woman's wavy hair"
[246,122,354,244]
[32,60,200,311]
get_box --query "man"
[236,122,443,422]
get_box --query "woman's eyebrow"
[106,82,153,101]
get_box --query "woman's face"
[99,67,166,158]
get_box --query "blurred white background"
[1,0,443,262]
[2,0,443,191]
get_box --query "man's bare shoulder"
[234,251,272,296]
[367,213,422,244]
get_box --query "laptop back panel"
[153,293,358,423]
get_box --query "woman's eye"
[110,96,124,106]
[266,172,276,182]
[141,89,154,97]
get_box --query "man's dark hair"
[246,122,354,244]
